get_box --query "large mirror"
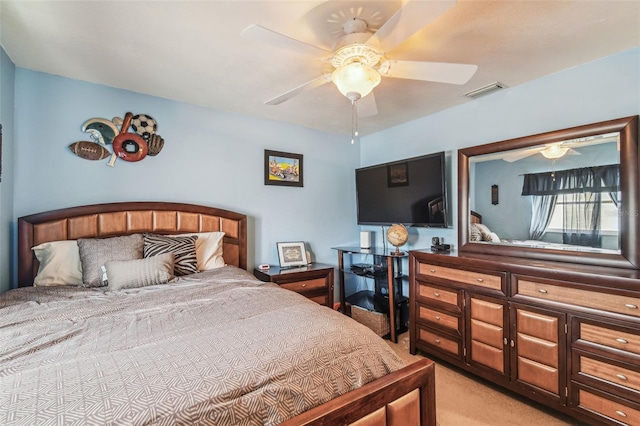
[458,116,639,269]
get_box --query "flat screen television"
[355,152,447,227]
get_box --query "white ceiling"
[1,1,638,137]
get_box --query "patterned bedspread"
[0,266,404,425]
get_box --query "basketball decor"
[112,112,148,162]
[70,112,165,167]
[131,114,157,140]
[387,224,409,255]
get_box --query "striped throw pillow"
[143,234,198,276]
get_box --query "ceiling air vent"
[464,82,506,99]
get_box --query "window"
[547,193,619,233]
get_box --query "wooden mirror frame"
[458,115,639,270]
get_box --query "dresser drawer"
[416,283,460,309]
[515,278,640,318]
[418,262,504,292]
[577,388,640,426]
[280,277,327,293]
[578,322,640,357]
[416,326,461,359]
[418,305,460,332]
[577,356,640,395]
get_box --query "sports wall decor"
[69,112,164,166]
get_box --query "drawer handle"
[434,292,440,297]
[476,278,484,283]
[510,339,515,348]
[616,338,629,344]
[538,289,548,294]
[625,303,638,309]
[615,410,627,418]
[503,337,508,346]
[616,374,628,381]
[301,283,307,287]
[429,269,436,273]
[435,339,441,344]
[434,316,441,320]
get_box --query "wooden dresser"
[409,250,640,425]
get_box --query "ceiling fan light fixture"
[541,145,569,159]
[331,62,381,100]
[332,43,382,68]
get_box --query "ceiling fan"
[241,0,478,141]
[500,133,620,163]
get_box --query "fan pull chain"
[351,99,359,144]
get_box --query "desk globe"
[387,224,408,255]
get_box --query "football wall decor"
[69,111,165,167]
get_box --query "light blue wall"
[360,47,640,252]
[5,47,640,292]
[0,47,16,294]
[12,70,361,287]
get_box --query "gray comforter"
[0,266,403,425]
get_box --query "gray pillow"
[78,234,144,287]
[105,253,175,291]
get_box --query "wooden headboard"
[470,211,482,224]
[18,202,247,288]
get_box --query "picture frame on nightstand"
[276,241,308,268]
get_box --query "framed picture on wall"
[276,241,308,268]
[264,149,303,187]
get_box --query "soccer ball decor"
[130,114,158,141]
[70,112,165,166]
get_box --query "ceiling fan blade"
[382,60,478,85]
[502,148,542,163]
[564,134,619,149]
[265,74,331,105]
[358,92,378,117]
[241,24,331,57]
[367,0,456,53]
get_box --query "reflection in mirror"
[469,132,621,253]
[458,115,639,269]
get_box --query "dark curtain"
[522,164,619,247]
[561,192,602,247]
[522,164,619,195]
[529,195,557,240]
[609,191,620,207]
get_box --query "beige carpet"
[386,333,582,426]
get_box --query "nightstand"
[253,263,334,307]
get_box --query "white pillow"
[177,231,225,271]
[474,223,493,241]
[105,253,175,291]
[487,232,501,242]
[469,223,482,242]
[32,240,83,286]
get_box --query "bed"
[3,202,435,425]
[469,211,617,253]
